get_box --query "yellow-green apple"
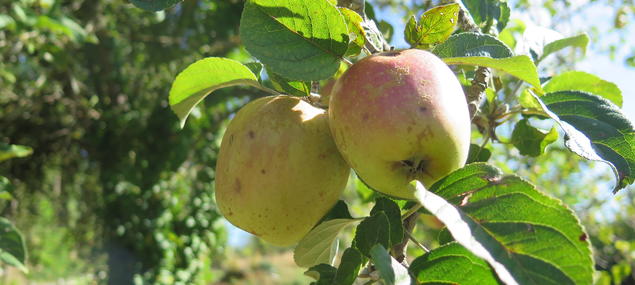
[215,95,350,246]
[328,49,471,199]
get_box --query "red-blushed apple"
[215,96,350,246]
[328,49,471,199]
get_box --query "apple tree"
[134,0,634,284]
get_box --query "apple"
[215,95,350,246]
[328,49,471,199]
[319,79,335,106]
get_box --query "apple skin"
[319,79,335,106]
[328,49,471,199]
[215,96,350,246]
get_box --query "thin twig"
[406,230,429,253]
[401,204,422,221]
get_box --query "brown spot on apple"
[417,125,435,141]
[261,169,266,174]
[248,130,255,139]
[234,178,242,194]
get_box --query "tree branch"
[467,67,491,118]
[451,0,491,119]
[391,211,420,264]
[453,1,479,32]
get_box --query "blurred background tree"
[1,0,248,283]
[0,0,633,284]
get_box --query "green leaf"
[404,15,419,48]
[294,218,359,267]
[368,244,410,285]
[370,197,403,247]
[377,20,394,43]
[305,263,336,284]
[361,18,389,52]
[333,248,364,285]
[130,0,181,12]
[364,1,377,22]
[406,4,459,48]
[59,16,93,43]
[467,143,492,163]
[442,55,542,90]
[239,0,349,81]
[353,212,390,257]
[244,62,264,82]
[0,218,27,273]
[497,3,511,32]
[168,57,261,128]
[626,54,635,68]
[535,91,635,192]
[520,89,543,109]
[409,242,499,284]
[413,163,594,285]
[0,176,14,201]
[543,71,622,107]
[511,119,559,157]
[417,3,460,46]
[0,15,16,30]
[319,200,353,223]
[0,143,33,162]
[339,7,366,57]
[36,16,92,43]
[432,32,513,59]
[267,68,311,97]
[539,34,589,62]
[462,0,510,32]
